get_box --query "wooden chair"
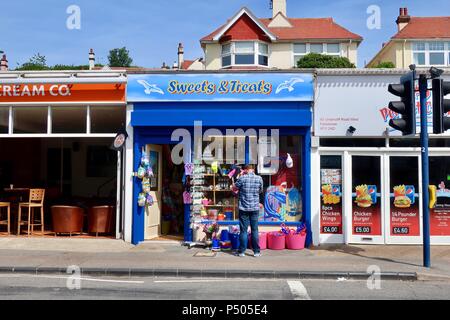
[18,189,45,236]
[0,202,10,235]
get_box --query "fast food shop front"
[311,70,450,246]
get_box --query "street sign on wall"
[315,74,450,137]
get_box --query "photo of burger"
[393,185,412,208]
[355,185,373,208]
[394,196,412,208]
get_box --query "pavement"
[0,237,450,281]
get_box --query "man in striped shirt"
[233,164,264,257]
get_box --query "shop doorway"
[144,144,162,240]
[144,144,184,241]
[348,154,384,244]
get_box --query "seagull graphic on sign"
[137,80,165,95]
[275,78,305,94]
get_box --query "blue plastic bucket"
[229,233,240,250]
[220,230,230,241]
[224,212,233,220]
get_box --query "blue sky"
[0,0,449,68]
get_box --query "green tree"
[15,53,49,70]
[296,53,355,68]
[372,61,395,68]
[108,47,133,67]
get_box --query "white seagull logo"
[275,78,305,94]
[137,79,165,95]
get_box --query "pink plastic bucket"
[286,233,306,250]
[248,232,267,250]
[267,232,286,250]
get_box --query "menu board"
[430,183,450,236]
[320,168,343,234]
[352,185,382,236]
[390,185,420,236]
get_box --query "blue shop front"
[127,72,314,247]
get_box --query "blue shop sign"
[127,73,314,102]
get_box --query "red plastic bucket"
[267,232,286,250]
[247,232,267,250]
[285,233,306,250]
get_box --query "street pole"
[419,74,431,268]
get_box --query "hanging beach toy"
[286,153,293,168]
[211,161,218,174]
[141,148,150,167]
[138,193,146,207]
[142,177,151,193]
[137,165,146,179]
[146,193,154,206]
[146,166,154,177]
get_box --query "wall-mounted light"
[346,126,356,136]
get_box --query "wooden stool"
[0,202,10,235]
[18,189,45,236]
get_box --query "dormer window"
[221,42,270,68]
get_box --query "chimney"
[0,55,8,71]
[88,48,95,70]
[271,0,287,18]
[396,7,411,31]
[178,43,184,70]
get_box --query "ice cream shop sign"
[0,83,126,104]
[0,84,71,97]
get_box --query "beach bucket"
[220,230,230,241]
[285,233,306,250]
[212,239,220,251]
[267,232,286,250]
[224,211,233,220]
[229,233,240,250]
[247,232,267,250]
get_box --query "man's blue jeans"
[239,210,260,254]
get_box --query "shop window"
[52,106,87,134]
[90,106,125,133]
[320,155,343,235]
[13,107,48,134]
[429,157,450,236]
[259,136,302,223]
[196,135,302,223]
[0,107,8,134]
[319,138,385,147]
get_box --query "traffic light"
[387,72,416,135]
[432,78,450,134]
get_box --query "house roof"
[201,9,362,42]
[392,17,450,39]
[182,60,195,70]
